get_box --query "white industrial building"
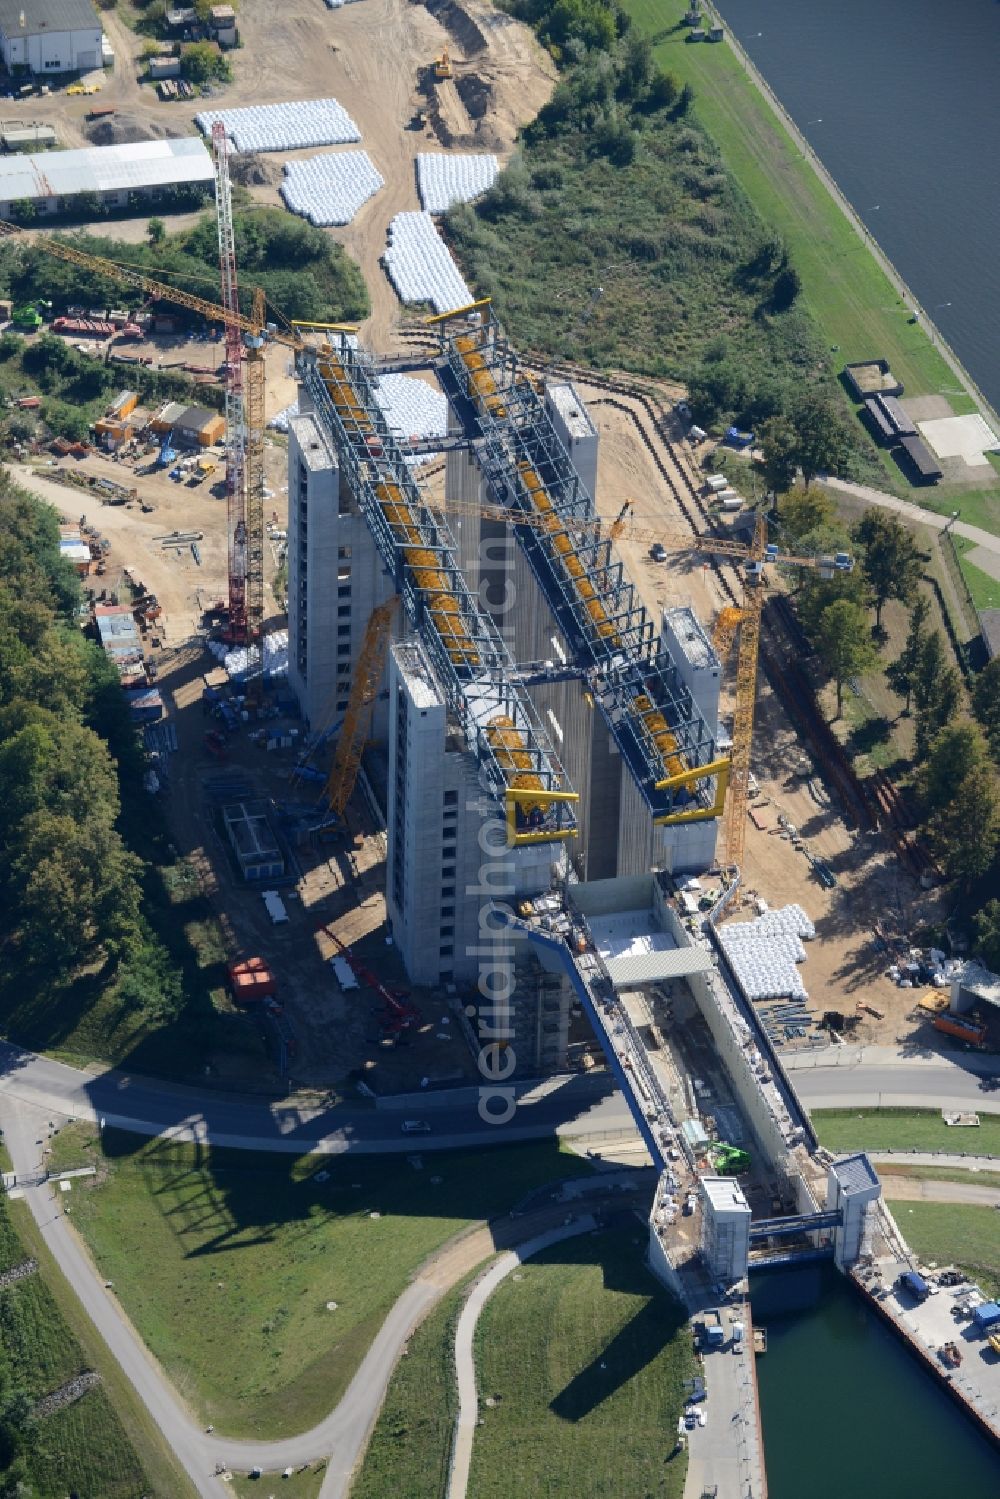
[0,0,102,74]
[0,138,214,219]
[700,1175,753,1284]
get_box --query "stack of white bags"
[718,905,815,1002]
[374,373,448,461]
[416,152,499,213]
[208,631,289,682]
[281,151,384,226]
[383,212,471,314]
[196,99,361,154]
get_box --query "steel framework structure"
[211,122,249,647]
[433,305,725,825]
[300,339,577,845]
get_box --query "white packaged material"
[383,211,471,314]
[208,630,289,681]
[718,904,814,1002]
[281,151,384,227]
[196,99,361,155]
[374,373,447,443]
[416,152,499,213]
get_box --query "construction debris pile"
[196,99,361,153]
[416,152,499,212]
[383,211,471,313]
[718,904,815,1003]
[281,150,384,226]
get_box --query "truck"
[934,1013,988,1048]
[898,1270,930,1302]
[972,1301,1000,1332]
[697,1311,726,1349]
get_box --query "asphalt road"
[3,1041,998,1161]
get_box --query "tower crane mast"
[211,121,250,654]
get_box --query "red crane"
[320,924,420,1035]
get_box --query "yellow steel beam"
[424,297,493,325]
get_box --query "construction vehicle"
[316,595,398,829]
[156,429,177,468]
[934,1013,988,1049]
[710,1142,752,1175]
[319,923,420,1042]
[434,46,452,79]
[13,304,44,330]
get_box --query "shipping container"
[973,1302,1000,1330]
[934,1013,987,1048]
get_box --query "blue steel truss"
[434,308,722,820]
[300,339,575,836]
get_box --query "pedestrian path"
[820,476,1000,564]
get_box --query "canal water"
[712,0,1000,413]
[750,1264,1000,1498]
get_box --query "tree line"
[0,479,184,1031]
[775,484,1000,959]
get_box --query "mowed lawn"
[61,1128,589,1439]
[886,1201,1000,1299]
[352,1274,474,1499]
[467,1228,695,1499]
[624,1,1000,540]
[812,1108,1000,1156]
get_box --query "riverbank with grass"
[49,1126,589,1440]
[623,2,1000,550]
[885,1200,1000,1301]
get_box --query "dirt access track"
[11,0,555,350]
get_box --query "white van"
[262,890,289,925]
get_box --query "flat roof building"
[0,137,214,218]
[223,800,285,882]
[898,432,943,484]
[0,0,102,75]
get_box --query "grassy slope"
[351,1275,474,1499]
[885,1200,1000,1299]
[812,1108,1000,1156]
[2,1198,193,1499]
[878,1163,1000,1191]
[230,1469,326,1499]
[625,2,1000,541]
[467,1228,694,1499]
[60,1131,589,1440]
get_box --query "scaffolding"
[301,339,577,844]
[434,307,724,825]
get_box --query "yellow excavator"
[434,46,452,79]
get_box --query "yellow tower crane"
[424,492,852,871]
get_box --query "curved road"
[447,1218,599,1499]
[2,1038,999,1493]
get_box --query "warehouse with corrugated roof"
[0,137,214,218]
[0,0,102,74]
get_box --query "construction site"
[7,6,1000,1493]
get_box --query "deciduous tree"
[972,656,1000,764]
[886,595,930,714]
[973,900,1000,975]
[854,509,924,630]
[816,598,880,718]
